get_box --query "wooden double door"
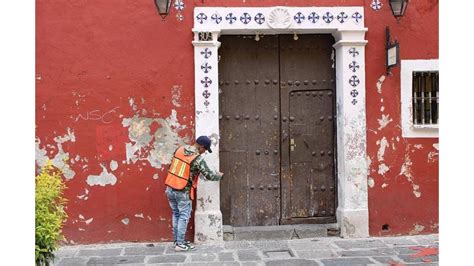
[219,34,337,226]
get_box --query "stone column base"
[337,208,369,238]
[194,209,224,243]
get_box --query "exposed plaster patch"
[121,218,130,225]
[378,163,390,175]
[428,143,439,163]
[135,213,144,219]
[153,174,159,180]
[209,133,220,147]
[128,97,137,111]
[85,218,93,225]
[409,224,425,235]
[380,106,385,112]
[86,164,117,186]
[122,110,189,168]
[79,214,84,219]
[412,184,421,198]
[414,144,423,149]
[35,128,77,180]
[376,75,386,94]
[377,114,393,130]
[399,155,421,198]
[376,137,389,161]
[110,160,118,171]
[428,151,438,163]
[171,85,182,107]
[381,183,388,188]
[367,177,375,188]
[76,188,89,200]
[390,137,397,150]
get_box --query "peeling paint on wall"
[428,151,438,163]
[409,224,425,235]
[35,128,77,180]
[414,144,423,149]
[110,160,118,171]
[376,75,386,94]
[121,218,130,225]
[86,164,117,186]
[377,114,393,130]
[77,188,89,200]
[122,110,189,169]
[399,155,421,198]
[429,144,440,163]
[135,213,144,219]
[376,137,389,161]
[171,85,182,107]
[378,163,389,175]
[368,177,375,188]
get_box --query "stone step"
[224,224,339,241]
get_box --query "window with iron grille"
[401,59,438,138]
[412,71,439,125]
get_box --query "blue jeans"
[165,186,192,245]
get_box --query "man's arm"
[192,157,222,181]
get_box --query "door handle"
[290,138,296,151]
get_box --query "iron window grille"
[412,71,439,125]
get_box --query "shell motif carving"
[268,8,292,29]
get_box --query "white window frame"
[401,59,439,138]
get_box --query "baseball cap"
[196,136,212,153]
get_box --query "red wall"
[364,0,439,236]
[36,0,438,244]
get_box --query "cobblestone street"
[53,234,438,265]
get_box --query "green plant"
[35,162,68,266]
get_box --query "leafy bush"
[35,163,68,266]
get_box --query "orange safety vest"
[165,146,199,199]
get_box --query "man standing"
[165,136,223,252]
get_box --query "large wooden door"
[219,34,336,226]
[219,35,281,226]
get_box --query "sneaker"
[174,243,190,252]
[184,241,195,250]
[173,240,195,250]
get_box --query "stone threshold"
[223,224,340,241]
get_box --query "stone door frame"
[192,6,369,242]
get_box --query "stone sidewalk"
[53,234,438,265]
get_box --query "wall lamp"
[154,0,172,19]
[389,0,409,21]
